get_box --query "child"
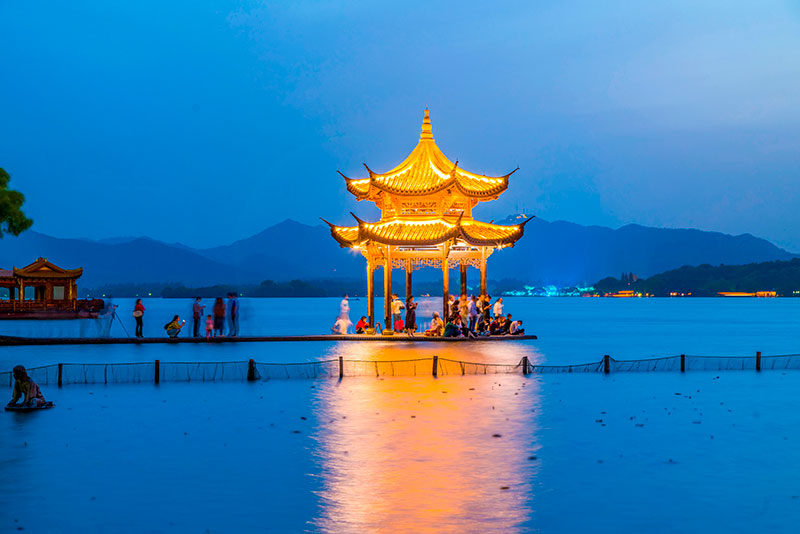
[7,365,47,408]
[205,314,214,338]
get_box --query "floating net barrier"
[2,353,799,387]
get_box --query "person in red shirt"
[355,316,368,334]
[133,299,145,338]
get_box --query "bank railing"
[2,352,796,387]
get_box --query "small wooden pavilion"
[0,258,85,314]
[323,110,530,333]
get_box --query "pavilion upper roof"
[324,215,533,248]
[9,257,83,279]
[341,110,517,200]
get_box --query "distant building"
[0,258,103,319]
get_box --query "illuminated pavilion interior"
[323,110,530,333]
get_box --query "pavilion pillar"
[384,247,392,333]
[480,247,488,298]
[19,281,25,302]
[459,263,467,296]
[366,259,375,331]
[442,248,450,321]
[405,259,413,303]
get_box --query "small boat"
[5,401,55,412]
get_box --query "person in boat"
[355,316,368,334]
[405,296,417,336]
[424,312,444,336]
[7,365,47,408]
[164,315,185,338]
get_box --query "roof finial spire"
[420,108,433,140]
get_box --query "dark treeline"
[595,258,800,296]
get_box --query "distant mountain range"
[0,216,794,290]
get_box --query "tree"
[0,168,33,238]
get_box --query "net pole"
[155,360,160,384]
[522,356,530,375]
[681,354,685,372]
[338,356,344,379]
[756,351,761,372]
[58,363,63,387]
[432,355,438,378]
[247,359,256,381]
[604,355,610,374]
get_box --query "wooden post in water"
[522,356,530,375]
[339,356,344,379]
[58,363,63,387]
[154,359,160,384]
[756,351,761,372]
[603,355,610,374]
[432,355,438,377]
[680,354,685,372]
[247,359,257,381]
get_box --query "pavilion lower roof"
[326,217,532,248]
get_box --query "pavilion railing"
[1,352,796,387]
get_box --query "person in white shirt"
[340,295,350,320]
[492,297,504,318]
[391,294,405,330]
[331,316,353,335]
[509,319,524,335]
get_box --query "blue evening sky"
[2,1,799,249]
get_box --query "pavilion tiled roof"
[341,110,516,199]
[324,215,532,248]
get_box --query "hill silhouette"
[0,217,794,290]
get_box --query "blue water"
[3,298,800,533]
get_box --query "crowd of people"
[331,294,525,338]
[120,293,241,339]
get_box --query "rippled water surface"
[3,298,800,532]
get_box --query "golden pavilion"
[324,110,531,333]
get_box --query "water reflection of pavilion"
[311,343,541,533]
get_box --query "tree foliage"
[0,168,33,238]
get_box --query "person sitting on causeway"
[424,312,444,336]
[443,316,462,337]
[164,315,185,338]
[509,318,525,335]
[477,317,491,336]
[489,316,504,335]
[502,314,514,334]
[7,365,48,408]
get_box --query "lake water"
[2,298,800,533]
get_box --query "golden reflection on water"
[310,352,542,533]
[322,339,543,366]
